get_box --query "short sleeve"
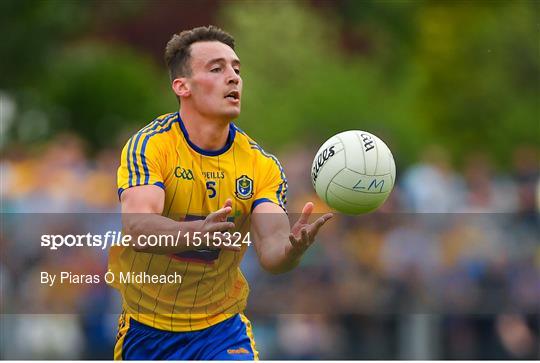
[117,133,165,198]
[252,152,288,212]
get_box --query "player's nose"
[227,75,239,85]
[226,67,240,85]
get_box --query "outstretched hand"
[287,202,333,258]
[199,198,240,251]
[202,198,235,233]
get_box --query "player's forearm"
[257,236,301,274]
[122,213,201,254]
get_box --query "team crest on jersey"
[235,175,253,200]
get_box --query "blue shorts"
[114,314,258,360]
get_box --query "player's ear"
[172,78,190,98]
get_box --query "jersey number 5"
[206,181,216,198]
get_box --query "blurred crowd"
[1,134,538,359]
[246,143,539,359]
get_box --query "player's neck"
[179,108,231,151]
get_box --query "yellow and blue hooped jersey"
[109,112,287,332]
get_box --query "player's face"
[187,41,242,121]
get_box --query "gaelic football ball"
[311,130,396,214]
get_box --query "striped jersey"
[109,112,287,331]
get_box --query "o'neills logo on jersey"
[235,175,253,200]
[202,171,225,179]
[311,145,335,183]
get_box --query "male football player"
[110,25,333,360]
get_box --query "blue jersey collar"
[178,112,236,156]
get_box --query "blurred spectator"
[12,315,83,359]
[400,145,465,212]
[276,315,345,359]
[461,152,517,212]
[512,146,539,222]
[1,142,538,359]
[496,314,539,359]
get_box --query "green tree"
[221,0,539,167]
[413,0,539,166]
[1,0,176,150]
[221,1,428,165]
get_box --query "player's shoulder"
[231,123,252,145]
[232,123,285,171]
[124,112,179,151]
[233,123,271,156]
[131,112,179,141]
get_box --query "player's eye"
[234,68,241,75]
[211,67,221,73]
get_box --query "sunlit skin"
[172,41,242,151]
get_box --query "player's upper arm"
[121,185,164,214]
[117,129,167,213]
[251,145,288,212]
[117,129,166,198]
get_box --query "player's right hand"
[198,199,239,251]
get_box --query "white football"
[311,130,396,214]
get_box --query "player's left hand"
[287,202,333,258]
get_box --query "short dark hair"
[164,25,235,80]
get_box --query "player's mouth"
[224,90,240,104]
